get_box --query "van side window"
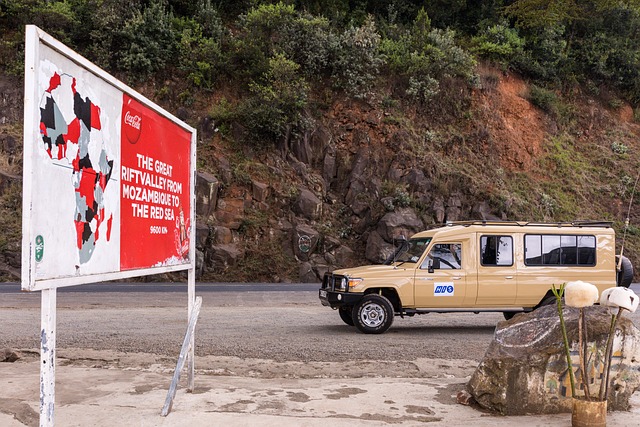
[480,236,513,266]
[421,243,462,270]
[525,234,596,266]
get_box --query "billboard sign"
[22,26,196,290]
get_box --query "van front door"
[476,235,517,305]
[414,242,469,308]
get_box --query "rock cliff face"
[193,96,506,282]
[1,67,639,282]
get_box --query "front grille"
[322,273,347,292]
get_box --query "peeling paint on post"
[40,288,56,427]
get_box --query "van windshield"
[393,238,432,264]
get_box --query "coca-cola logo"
[123,108,142,144]
[124,111,141,130]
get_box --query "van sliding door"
[476,235,517,305]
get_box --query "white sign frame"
[22,25,197,292]
[22,25,199,427]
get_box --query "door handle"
[505,276,514,279]
[418,277,434,281]
[452,277,462,280]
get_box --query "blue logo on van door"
[434,283,454,296]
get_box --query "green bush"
[174,11,227,89]
[234,2,293,79]
[90,0,176,81]
[241,53,310,144]
[611,141,629,155]
[332,15,383,98]
[528,85,559,115]
[381,8,476,103]
[282,14,336,78]
[471,22,524,67]
[119,1,176,79]
[234,2,337,81]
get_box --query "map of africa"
[39,72,114,264]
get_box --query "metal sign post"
[40,288,56,427]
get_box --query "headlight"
[337,277,347,291]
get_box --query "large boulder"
[365,230,395,264]
[298,261,317,283]
[322,147,337,186]
[445,193,463,222]
[293,188,322,220]
[209,244,244,271]
[251,180,269,203]
[376,208,424,242]
[468,305,640,415]
[194,221,210,250]
[402,168,431,193]
[333,245,355,267]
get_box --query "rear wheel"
[352,294,394,334]
[503,312,516,320]
[537,295,557,308]
[339,306,354,326]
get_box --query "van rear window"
[524,234,596,266]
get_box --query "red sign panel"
[120,94,191,270]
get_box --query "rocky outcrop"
[209,244,244,272]
[467,305,640,414]
[365,209,424,263]
[376,208,424,242]
[195,171,219,218]
[293,188,322,220]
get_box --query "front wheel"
[352,294,394,334]
[339,306,354,326]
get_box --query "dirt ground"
[1,285,640,426]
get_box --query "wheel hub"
[361,303,385,327]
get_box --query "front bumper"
[318,288,364,308]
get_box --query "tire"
[339,307,354,326]
[503,312,516,320]
[616,255,634,288]
[352,294,394,334]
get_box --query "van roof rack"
[445,220,613,228]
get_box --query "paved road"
[2,281,638,293]
[0,281,319,293]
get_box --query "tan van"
[319,220,634,334]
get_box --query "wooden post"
[40,288,57,427]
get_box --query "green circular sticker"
[35,235,44,262]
